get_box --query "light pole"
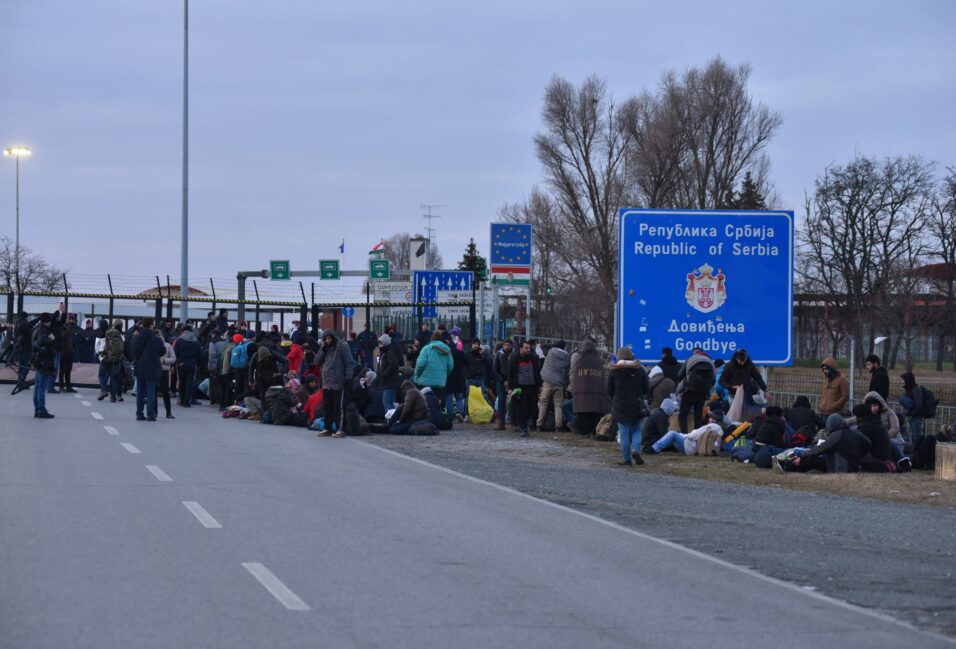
[180,0,189,322]
[3,146,31,295]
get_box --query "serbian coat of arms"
[684,263,727,313]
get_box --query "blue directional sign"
[490,223,532,269]
[414,271,474,317]
[618,209,794,365]
[342,306,355,319]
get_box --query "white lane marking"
[120,442,141,454]
[90,412,104,420]
[241,563,310,611]
[145,465,172,482]
[104,426,120,436]
[358,441,956,644]
[81,400,91,406]
[182,501,222,529]
[74,393,82,399]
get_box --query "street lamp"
[3,145,31,293]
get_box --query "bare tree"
[381,232,442,270]
[925,168,956,370]
[0,236,65,292]
[800,155,936,366]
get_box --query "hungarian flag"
[369,239,384,255]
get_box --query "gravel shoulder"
[364,424,956,637]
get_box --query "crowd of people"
[5,307,953,472]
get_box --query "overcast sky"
[1,0,954,286]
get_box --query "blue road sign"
[618,209,794,365]
[342,306,355,319]
[414,271,474,317]
[490,223,532,268]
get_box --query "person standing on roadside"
[865,354,890,400]
[570,337,608,437]
[315,329,356,437]
[507,340,541,437]
[102,320,127,403]
[818,357,849,417]
[31,313,57,419]
[376,333,402,411]
[537,339,571,432]
[158,327,176,418]
[58,315,79,392]
[607,347,649,466]
[132,318,165,421]
[492,339,514,430]
[174,324,201,407]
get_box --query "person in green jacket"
[413,332,453,404]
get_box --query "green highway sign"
[319,259,340,280]
[369,258,391,280]
[270,260,291,281]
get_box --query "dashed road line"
[145,465,172,482]
[81,400,91,406]
[90,412,104,420]
[104,426,119,436]
[183,501,223,529]
[120,442,141,454]
[242,563,310,611]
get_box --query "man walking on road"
[132,317,165,421]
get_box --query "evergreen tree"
[732,172,767,209]
[457,238,487,279]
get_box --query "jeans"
[58,352,74,389]
[178,364,196,406]
[16,349,31,383]
[390,418,429,435]
[33,371,55,412]
[537,381,566,428]
[495,380,508,421]
[652,430,686,454]
[678,395,704,435]
[99,361,122,398]
[898,394,923,446]
[136,379,158,418]
[618,418,645,462]
[445,392,464,417]
[382,387,397,412]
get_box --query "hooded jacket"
[174,330,201,367]
[316,330,355,391]
[755,410,787,448]
[819,357,850,415]
[657,353,680,382]
[641,399,678,445]
[606,359,649,424]
[132,329,166,381]
[570,340,607,414]
[718,354,767,392]
[845,391,901,445]
[647,366,676,408]
[413,339,453,388]
[784,395,821,433]
[677,353,716,396]
[540,346,571,387]
[399,380,429,422]
[465,347,491,381]
[801,414,871,470]
[376,343,403,390]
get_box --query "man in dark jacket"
[641,398,678,451]
[389,380,430,435]
[607,347,649,466]
[793,413,872,473]
[31,313,58,418]
[57,316,79,392]
[356,324,377,370]
[784,396,822,435]
[376,333,402,411]
[570,338,607,437]
[753,406,787,468]
[537,339,571,432]
[507,340,541,437]
[865,354,889,400]
[718,349,768,409]
[14,310,39,388]
[492,339,514,430]
[132,318,166,421]
[465,338,491,393]
[676,349,715,435]
[315,329,356,437]
[174,325,201,407]
[656,347,680,382]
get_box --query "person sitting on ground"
[866,354,890,400]
[607,347,649,466]
[647,410,724,456]
[783,396,822,437]
[854,401,897,472]
[753,406,788,468]
[389,380,430,435]
[296,374,319,407]
[285,370,300,393]
[899,372,929,449]
[647,365,676,409]
[413,332,453,405]
[845,391,903,459]
[819,357,849,417]
[913,422,955,470]
[264,382,306,427]
[790,413,872,473]
[640,398,678,452]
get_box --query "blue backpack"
[230,342,250,369]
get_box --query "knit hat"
[378,334,391,346]
[649,365,663,379]
[616,346,634,361]
[661,398,677,416]
[232,334,244,343]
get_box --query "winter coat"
[718,359,767,392]
[868,366,890,400]
[132,330,166,381]
[570,340,607,414]
[399,381,429,422]
[32,323,57,373]
[413,340,453,388]
[447,346,467,394]
[376,344,403,390]
[207,339,227,372]
[174,330,201,367]
[656,354,680,382]
[465,348,491,381]
[60,325,76,355]
[220,343,234,376]
[265,386,299,426]
[493,347,513,384]
[540,346,571,387]
[648,372,676,409]
[15,315,40,352]
[847,391,902,447]
[801,415,871,469]
[819,357,850,416]
[160,341,176,371]
[316,331,356,391]
[677,353,716,397]
[641,407,673,445]
[606,360,649,424]
[507,350,542,389]
[103,328,126,363]
[857,413,892,462]
[285,343,304,376]
[784,396,822,433]
[755,413,787,448]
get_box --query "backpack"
[231,342,250,369]
[105,334,125,363]
[594,414,617,442]
[695,428,722,456]
[687,362,715,394]
[919,386,938,418]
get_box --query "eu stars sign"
[490,223,532,275]
[617,209,794,365]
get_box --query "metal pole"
[14,155,20,297]
[236,273,246,323]
[469,275,476,341]
[492,280,499,343]
[479,278,486,342]
[365,279,371,330]
[525,281,532,339]
[849,337,856,405]
[179,0,190,323]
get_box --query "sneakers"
[166,413,175,419]
[557,425,572,433]
[316,429,333,437]
[36,411,55,419]
[331,431,347,438]
[631,451,644,466]
[136,415,146,421]
[98,392,108,401]
[772,456,784,472]
[453,414,464,424]
[897,457,912,473]
[64,387,77,393]
[617,460,632,466]
[519,428,529,437]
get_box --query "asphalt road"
[1,391,953,649]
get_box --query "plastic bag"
[727,386,745,423]
[468,385,494,424]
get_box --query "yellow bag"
[468,385,494,424]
